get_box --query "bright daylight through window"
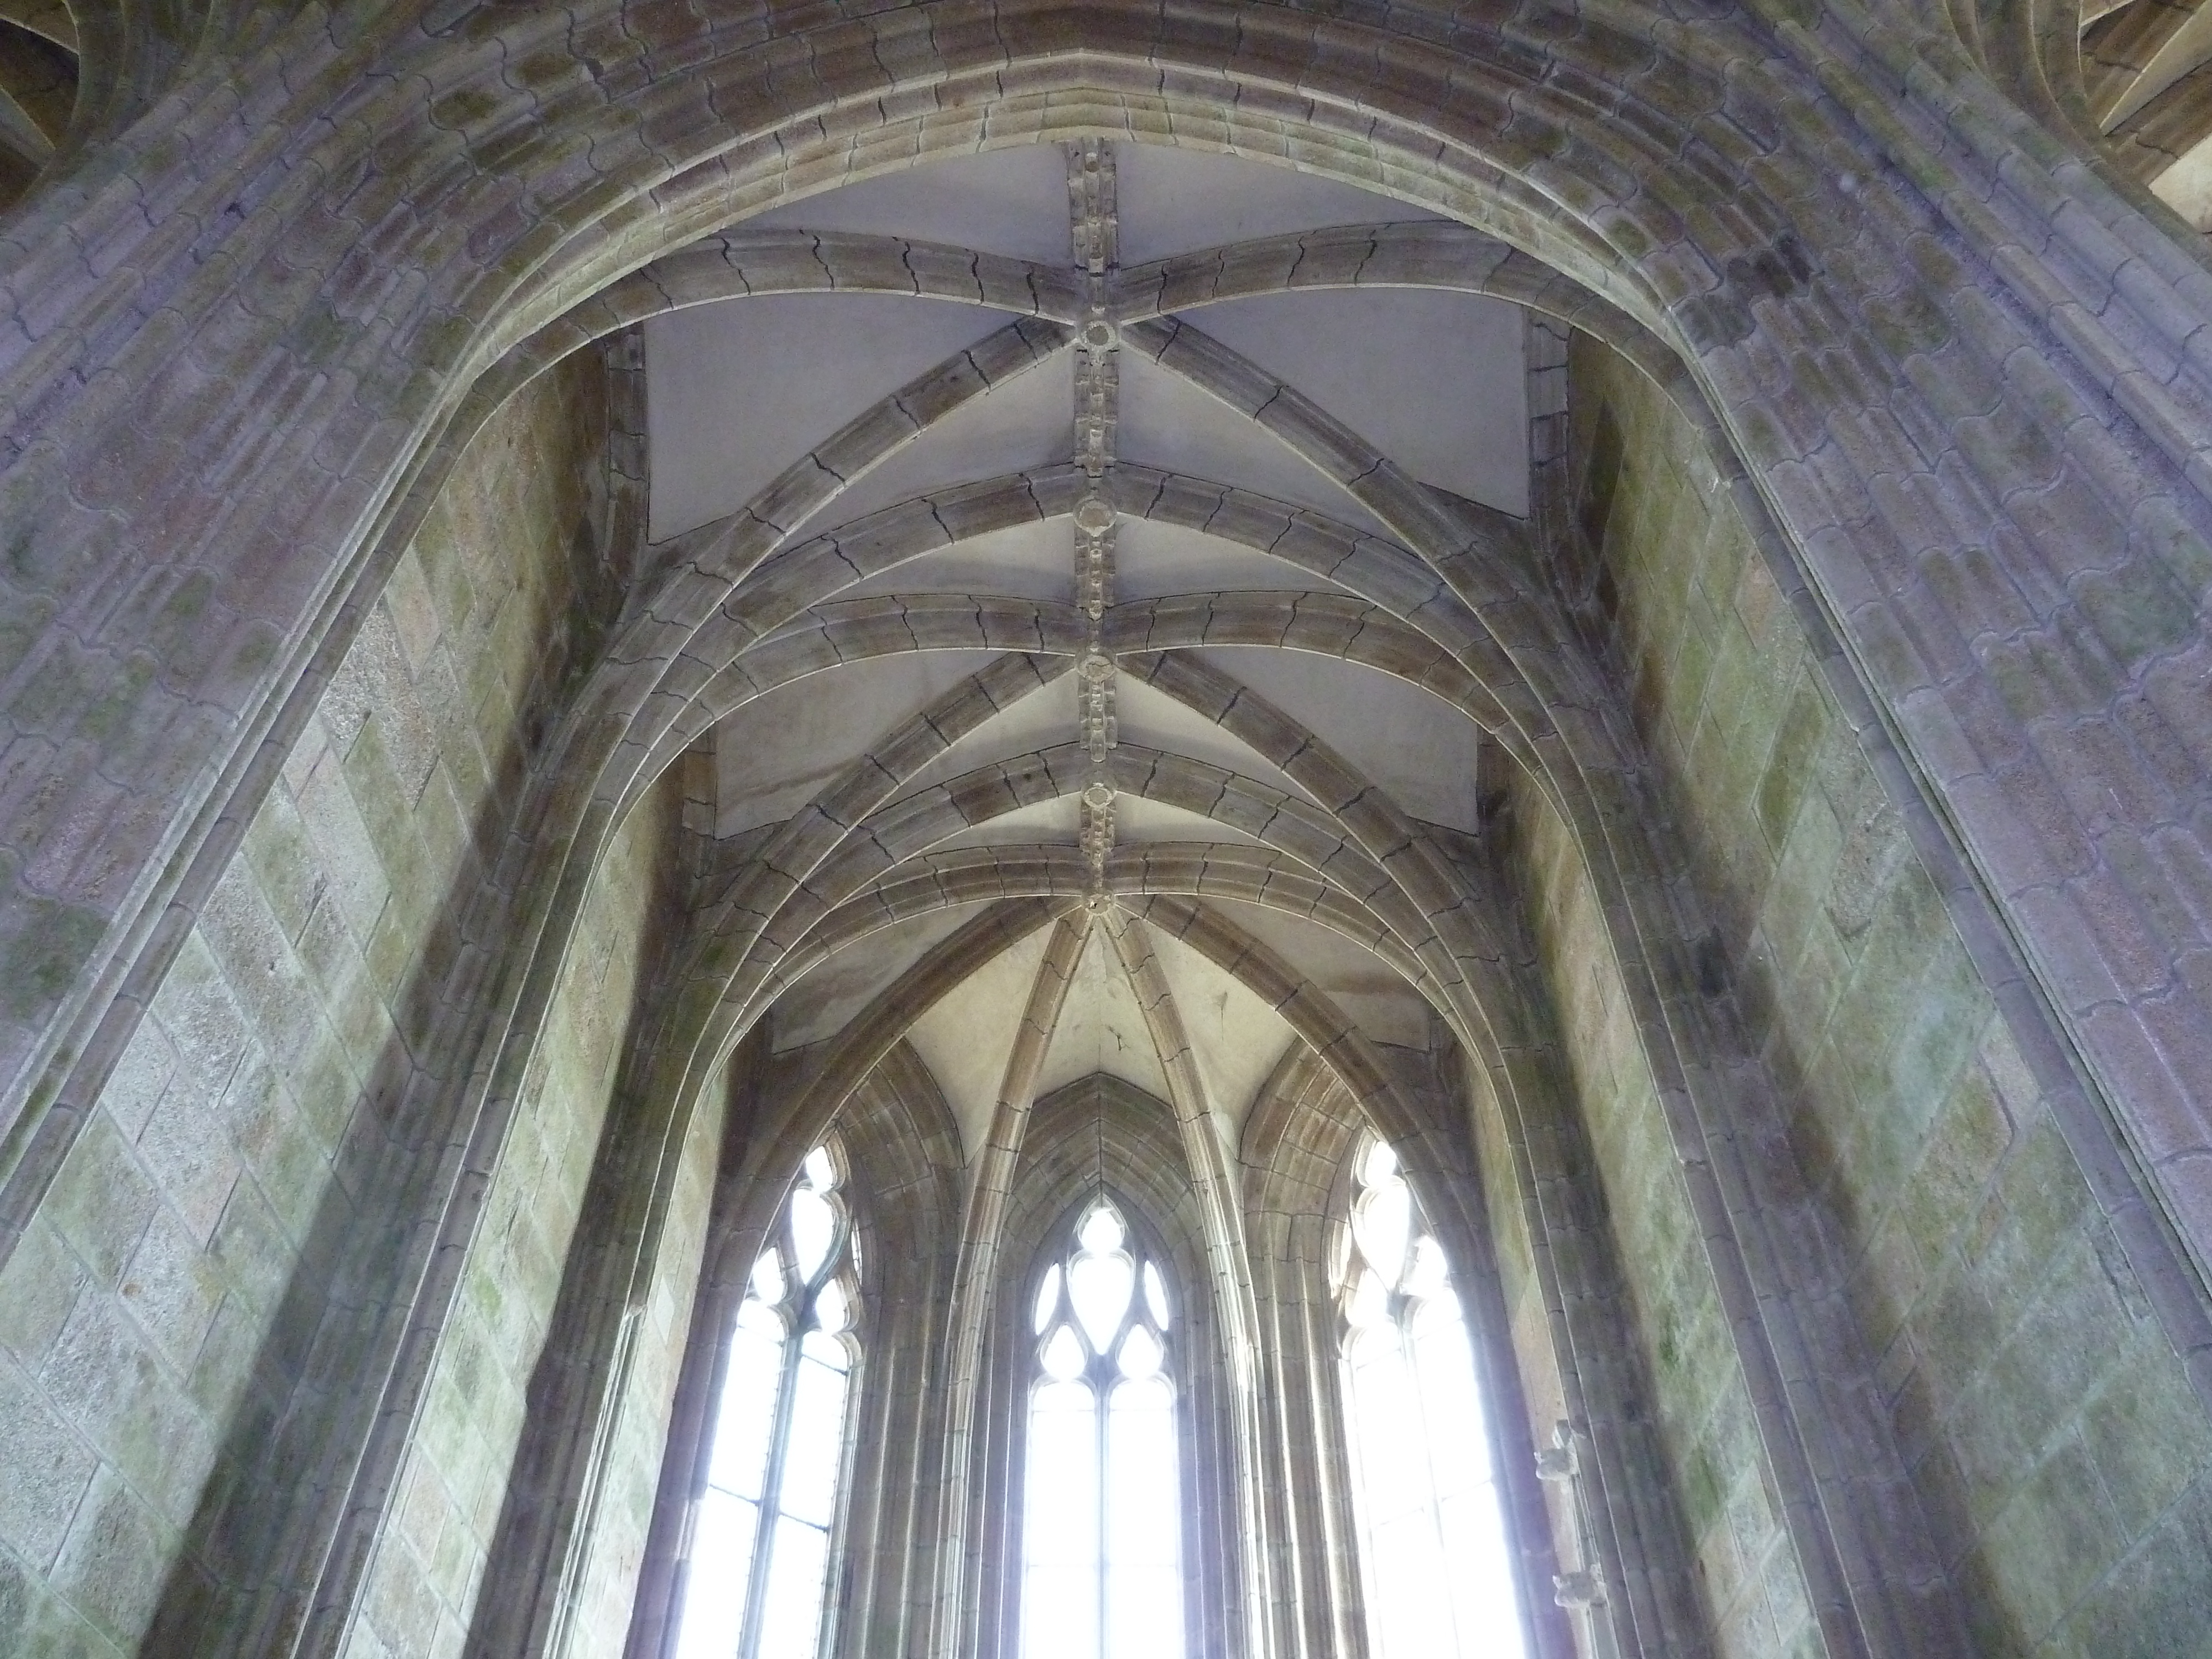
[1021,1197,1183,1659]
[1338,1135,1529,1658]
[675,1144,858,1659]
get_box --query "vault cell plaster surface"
[801,346,1075,535]
[1110,673,1318,807]
[930,796,1081,852]
[1192,646,1485,832]
[768,906,983,1054]
[906,923,1059,1163]
[1144,922,1296,1139]
[1175,288,1530,515]
[713,651,1005,837]
[1112,516,1355,601]
[840,518,1076,604]
[646,294,1013,541]
[1032,927,1176,1106]
[900,676,1077,798]
[7,14,2212,1659]
[1211,901,1436,1050]
[1112,143,1444,263]
[1114,349,1392,535]
[1106,792,1272,849]
[745,143,1076,267]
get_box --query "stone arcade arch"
[3,9,2212,1659]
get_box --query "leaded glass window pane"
[1020,1197,1185,1659]
[673,1142,860,1659]
[1337,1135,1528,1659]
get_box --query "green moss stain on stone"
[1571,334,2212,1653]
[0,893,106,1026]
[353,768,677,1651]
[1512,775,1811,1652]
[0,353,614,1655]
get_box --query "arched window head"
[1021,1196,1183,1659]
[676,1144,859,1659]
[1335,1135,1528,1658]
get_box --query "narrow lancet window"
[1337,1135,1527,1658]
[676,1144,858,1659]
[1021,1197,1183,1659]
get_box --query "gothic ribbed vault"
[9,7,2212,1659]
[687,144,1512,1151]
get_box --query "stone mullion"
[1462,451,1983,1651]
[422,798,727,1659]
[619,1032,787,1659]
[564,902,1052,1659]
[7,15,2212,1659]
[619,1045,957,1659]
[991,1070,1246,1659]
[676,749,1494,1642]
[1161,912,1586,1659]
[827,1053,965,1659]
[1484,1030,1704,1658]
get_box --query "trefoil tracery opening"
[1020,1194,1185,1659]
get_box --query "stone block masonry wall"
[1571,336,2212,1656]
[1457,1042,1615,1637]
[0,357,606,1657]
[346,770,682,1659]
[1511,784,1819,1659]
[554,1065,723,1659]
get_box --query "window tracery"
[1020,1196,1185,1659]
[675,1144,859,1659]
[1335,1134,1528,1658]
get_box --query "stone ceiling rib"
[1102,909,1260,1370]
[817,843,1447,1016]
[931,909,1090,1594]
[641,312,1072,583]
[694,654,1074,1002]
[493,217,1660,465]
[651,141,1571,1244]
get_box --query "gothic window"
[675,1144,859,1659]
[1335,1135,1527,1658]
[1020,1196,1184,1659]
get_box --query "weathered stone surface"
[0,356,606,1654]
[1572,335,2212,1657]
